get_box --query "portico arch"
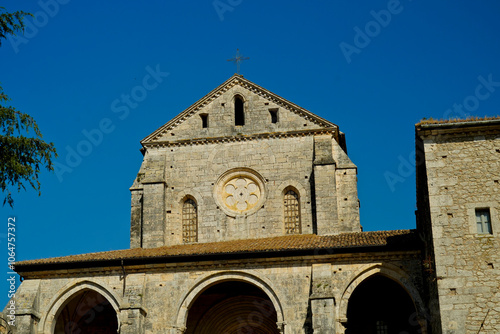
[39,280,122,334]
[175,271,285,333]
[339,264,427,334]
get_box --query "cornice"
[143,128,338,149]
[416,119,500,138]
[18,250,420,280]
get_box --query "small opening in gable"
[235,96,245,126]
[269,108,278,123]
[200,114,209,128]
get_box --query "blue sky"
[1,0,500,307]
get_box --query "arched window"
[182,198,198,243]
[284,189,301,234]
[235,96,245,126]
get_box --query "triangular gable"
[141,74,337,144]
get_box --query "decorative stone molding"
[214,168,266,217]
[19,250,421,279]
[143,128,337,148]
[276,321,286,333]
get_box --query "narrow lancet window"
[182,198,198,243]
[201,114,209,128]
[284,189,301,234]
[269,109,278,123]
[235,96,245,126]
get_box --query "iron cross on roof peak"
[227,49,249,75]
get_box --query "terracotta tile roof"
[15,230,418,271]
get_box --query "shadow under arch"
[39,279,123,334]
[175,271,285,332]
[338,263,427,332]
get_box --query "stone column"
[119,307,147,334]
[310,264,336,333]
[311,299,335,334]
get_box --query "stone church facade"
[2,75,499,333]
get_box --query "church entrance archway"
[185,281,280,334]
[53,289,118,334]
[345,274,420,334]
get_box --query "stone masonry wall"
[130,77,361,247]
[421,130,500,334]
[131,133,360,248]
[8,253,422,334]
[154,84,326,143]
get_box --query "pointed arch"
[39,280,122,334]
[338,263,427,330]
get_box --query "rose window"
[223,177,261,212]
[214,168,266,217]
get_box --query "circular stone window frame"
[214,168,267,218]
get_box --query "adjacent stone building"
[416,119,500,334]
[2,75,499,333]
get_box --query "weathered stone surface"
[131,75,361,248]
[417,120,500,334]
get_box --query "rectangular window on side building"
[476,208,492,234]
